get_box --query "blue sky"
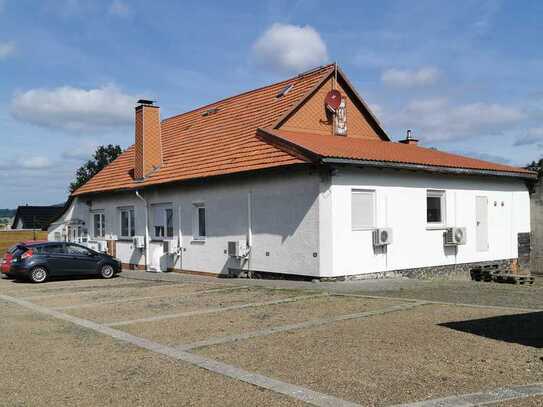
[1,0,542,208]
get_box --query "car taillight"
[21,249,34,260]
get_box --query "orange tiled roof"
[259,128,536,177]
[72,64,336,196]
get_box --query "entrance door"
[476,196,489,252]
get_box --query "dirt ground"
[2,272,542,406]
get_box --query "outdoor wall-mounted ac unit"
[133,236,145,249]
[86,240,107,253]
[96,240,107,253]
[373,228,393,246]
[445,227,467,246]
[85,241,99,252]
[163,240,179,255]
[227,240,248,258]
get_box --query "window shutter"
[352,190,375,229]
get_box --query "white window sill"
[191,238,206,244]
[426,225,448,230]
[352,228,376,232]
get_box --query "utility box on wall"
[530,174,543,276]
[518,232,531,274]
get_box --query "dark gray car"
[9,242,122,283]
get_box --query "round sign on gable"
[325,89,342,112]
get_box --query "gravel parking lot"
[2,272,542,406]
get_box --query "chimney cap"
[399,129,419,145]
[137,99,155,106]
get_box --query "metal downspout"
[135,190,150,272]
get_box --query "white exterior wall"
[321,167,530,277]
[49,170,321,277]
[48,197,90,240]
[48,166,531,279]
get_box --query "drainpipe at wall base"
[135,190,154,273]
[246,190,253,277]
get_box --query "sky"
[1,0,543,208]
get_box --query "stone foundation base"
[233,259,517,282]
[330,259,517,282]
[123,259,518,282]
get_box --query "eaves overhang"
[321,157,539,180]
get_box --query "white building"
[49,64,536,280]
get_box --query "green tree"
[69,144,123,193]
[526,158,543,178]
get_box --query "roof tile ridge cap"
[161,64,335,124]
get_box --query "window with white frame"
[351,189,375,230]
[427,190,446,225]
[192,203,206,240]
[152,204,174,239]
[92,212,105,238]
[119,207,135,238]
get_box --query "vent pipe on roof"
[134,100,162,180]
[399,129,419,145]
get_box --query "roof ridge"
[162,63,335,124]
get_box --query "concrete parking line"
[0,293,361,407]
[20,282,178,300]
[334,293,543,313]
[120,273,237,287]
[106,293,329,327]
[393,383,543,407]
[53,286,250,310]
[176,301,426,351]
[5,279,146,293]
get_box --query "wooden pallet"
[470,264,500,282]
[491,273,535,285]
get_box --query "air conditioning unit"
[96,240,108,253]
[228,240,248,258]
[163,240,178,255]
[373,228,393,246]
[133,236,145,249]
[445,227,467,246]
[84,240,99,251]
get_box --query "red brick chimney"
[134,100,162,180]
[399,129,419,145]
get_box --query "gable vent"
[276,84,294,98]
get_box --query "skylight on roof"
[202,107,220,117]
[276,84,294,98]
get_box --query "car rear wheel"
[100,264,115,279]
[29,267,48,283]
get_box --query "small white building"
[49,64,536,280]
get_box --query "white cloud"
[11,85,135,131]
[0,156,52,171]
[0,41,15,60]
[21,156,52,169]
[514,127,543,146]
[390,98,525,141]
[451,150,511,165]
[368,103,384,123]
[381,67,440,87]
[252,23,328,74]
[61,141,98,161]
[109,0,130,17]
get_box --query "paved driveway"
[1,272,542,406]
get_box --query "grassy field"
[0,230,48,254]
